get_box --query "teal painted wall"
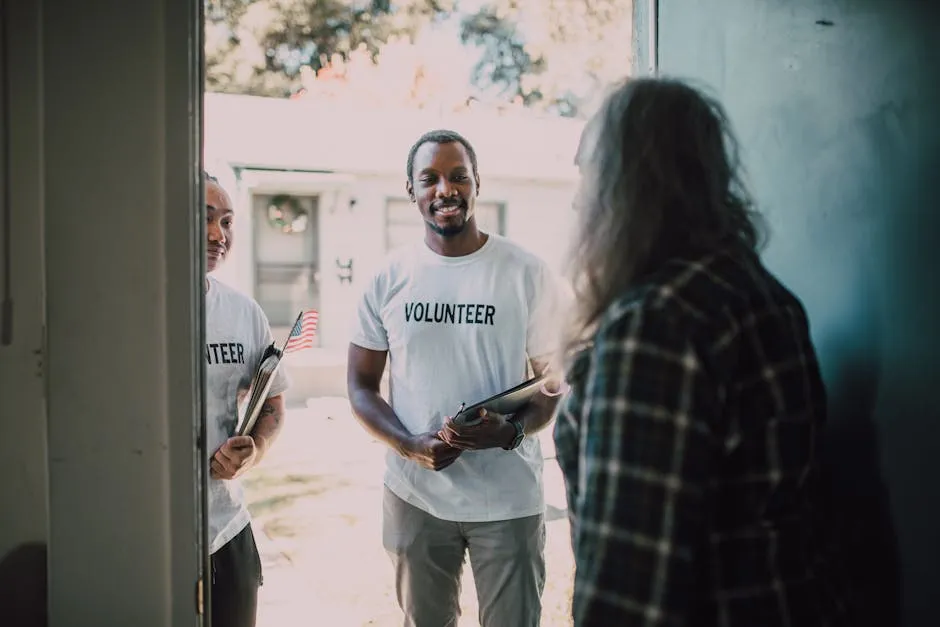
[638,1,940,625]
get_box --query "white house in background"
[204,92,584,365]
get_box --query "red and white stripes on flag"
[283,310,319,354]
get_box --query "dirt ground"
[244,397,575,627]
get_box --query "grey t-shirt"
[205,276,289,554]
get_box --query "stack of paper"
[232,309,318,437]
[235,342,283,436]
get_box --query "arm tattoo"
[260,401,279,422]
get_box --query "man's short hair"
[406,129,479,183]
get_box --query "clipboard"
[451,374,547,426]
[232,309,316,437]
[235,343,283,436]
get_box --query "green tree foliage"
[205,0,632,118]
[459,0,633,117]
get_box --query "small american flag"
[282,309,319,354]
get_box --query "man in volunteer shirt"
[347,130,565,627]
[204,172,289,627]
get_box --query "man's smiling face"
[407,141,480,238]
[206,180,234,273]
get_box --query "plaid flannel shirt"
[555,251,844,627]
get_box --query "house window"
[252,193,321,336]
[385,198,505,251]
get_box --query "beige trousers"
[382,486,547,627]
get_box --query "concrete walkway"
[244,398,574,627]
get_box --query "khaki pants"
[382,487,546,627]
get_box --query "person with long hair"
[554,78,845,626]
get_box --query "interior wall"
[1,0,205,625]
[0,1,49,624]
[636,1,940,625]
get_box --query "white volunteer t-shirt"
[206,276,289,554]
[351,234,564,522]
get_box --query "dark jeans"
[211,523,263,627]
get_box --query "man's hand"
[439,409,515,451]
[210,435,258,480]
[402,432,463,471]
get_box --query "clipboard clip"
[438,402,468,441]
[452,401,486,427]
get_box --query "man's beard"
[426,203,470,237]
[426,219,467,237]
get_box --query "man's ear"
[474,174,481,197]
[405,179,415,202]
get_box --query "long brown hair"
[564,77,765,350]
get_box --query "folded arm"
[211,393,285,479]
[250,393,285,463]
[512,356,564,436]
[347,343,461,470]
[346,343,413,455]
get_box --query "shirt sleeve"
[349,272,389,351]
[526,261,570,362]
[571,307,716,627]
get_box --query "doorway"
[252,191,321,345]
[203,1,635,625]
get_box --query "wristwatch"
[503,417,525,451]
